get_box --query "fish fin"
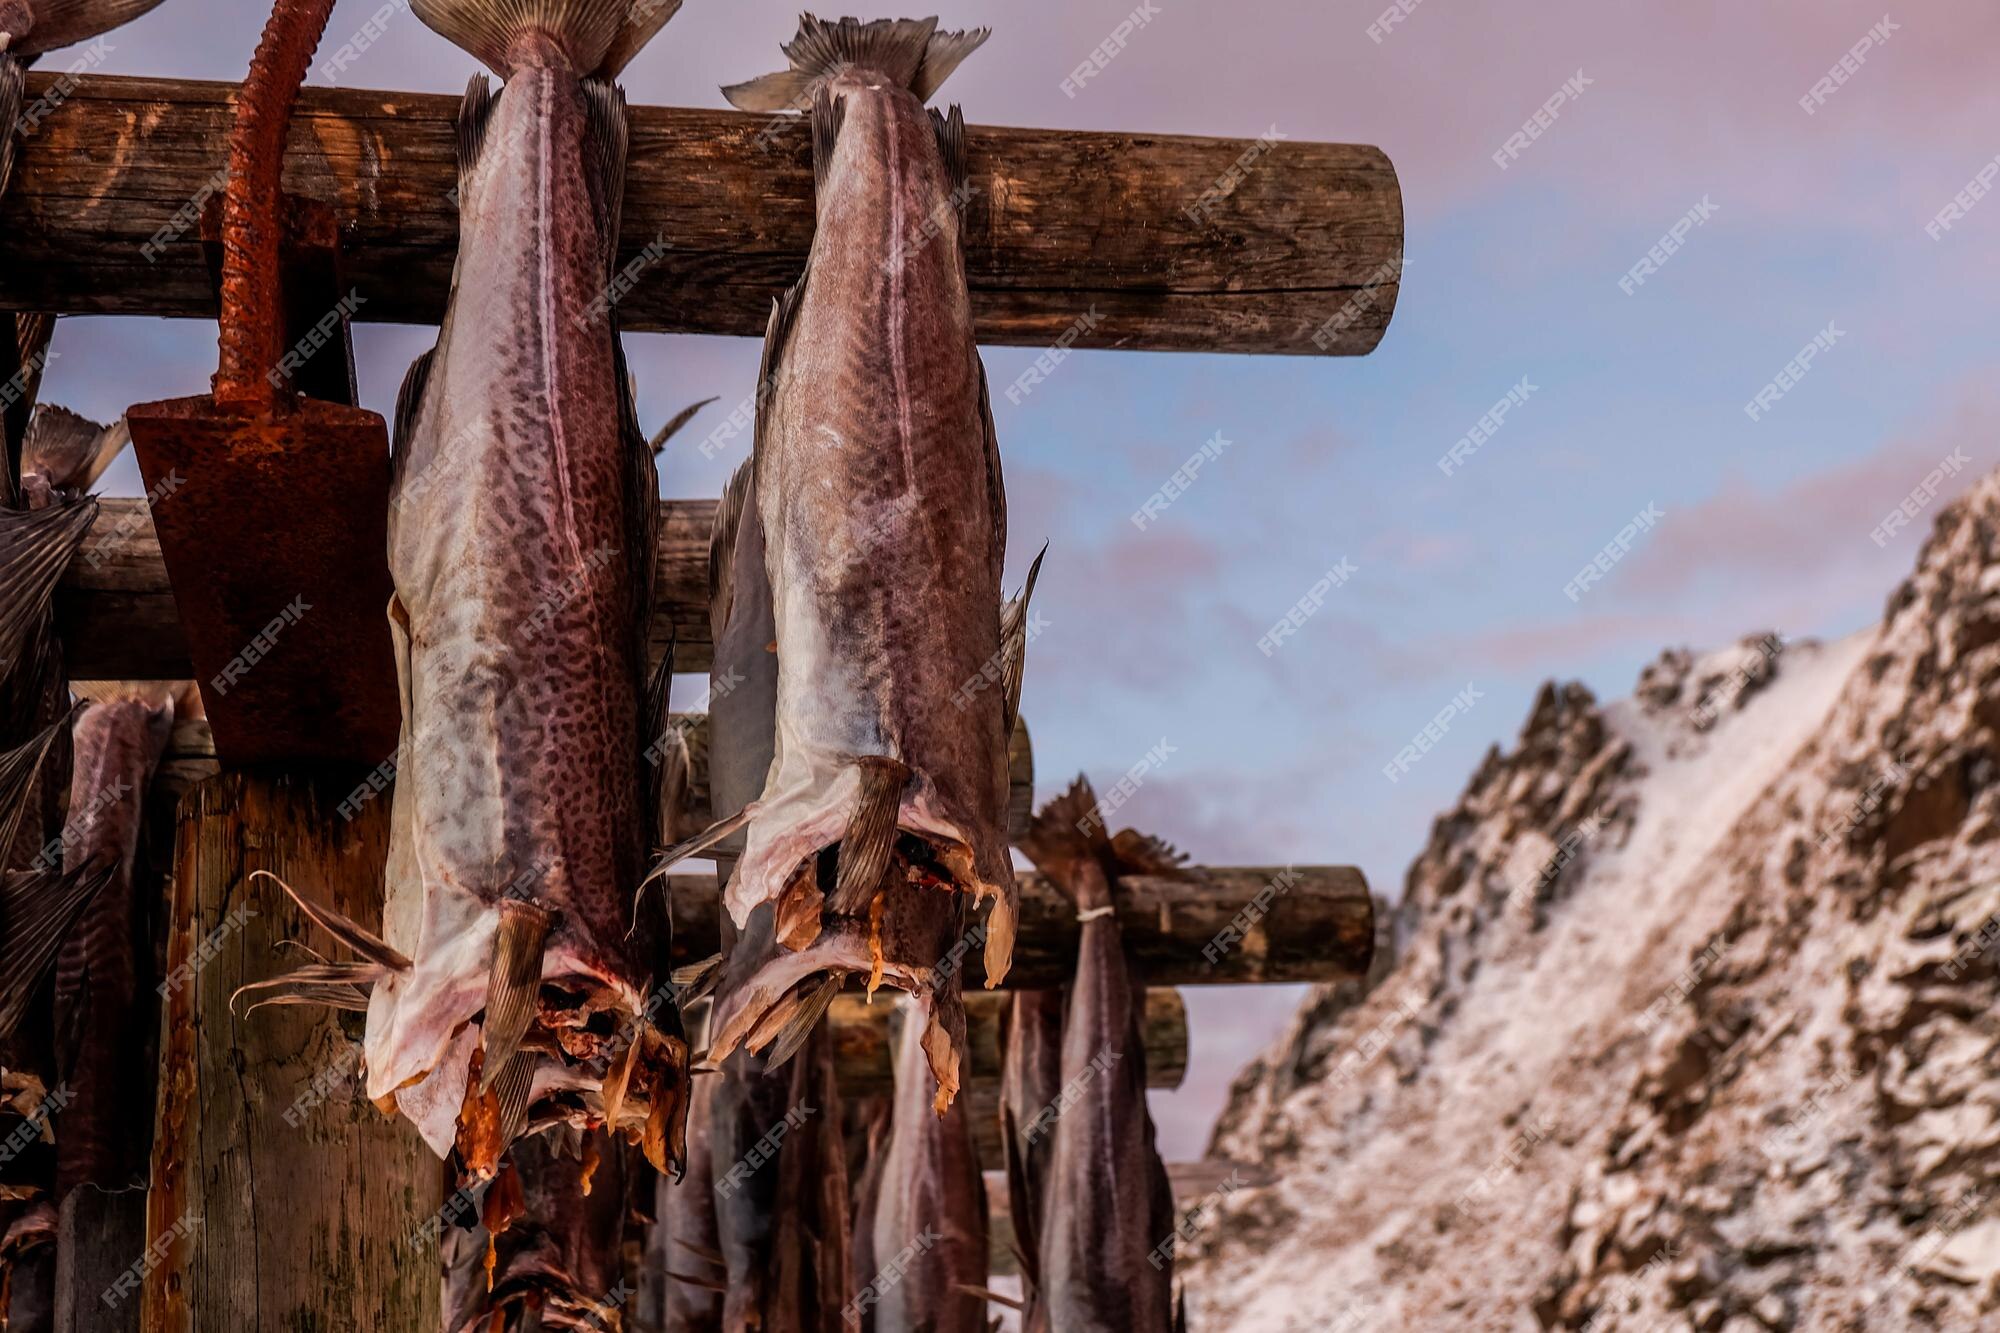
[21,405,117,494]
[635,803,760,922]
[641,629,677,839]
[491,1050,537,1156]
[391,348,435,475]
[648,396,718,455]
[756,973,839,1071]
[580,78,629,280]
[709,458,755,639]
[0,861,113,1039]
[1020,775,1114,871]
[913,26,990,102]
[248,868,413,972]
[829,757,911,916]
[668,952,723,1007]
[0,497,97,678]
[929,103,967,194]
[998,543,1046,739]
[408,0,680,80]
[0,710,71,872]
[11,0,165,57]
[1110,827,1189,878]
[0,57,21,202]
[231,963,385,1016]
[751,277,805,468]
[480,900,553,1091]
[455,72,496,182]
[809,81,844,195]
[719,68,813,114]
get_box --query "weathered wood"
[828,989,1186,1097]
[59,497,715,680]
[0,74,1401,357]
[144,711,1035,838]
[138,728,1368,983]
[666,865,1373,987]
[142,774,441,1333]
[55,1185,146,1333]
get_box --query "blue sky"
[43,0,2000,1155]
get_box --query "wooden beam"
[143,774,441,1332]
[0,74,1401,358]
[58,497,716,679]
[826,989,1186,1097]
[666,865,1372,988]
[147,711,1034,838]
[142,729,1366,984]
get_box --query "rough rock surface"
[1182,469,2000,1330]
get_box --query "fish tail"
[708,458,756,641]
[408,0,680,79]
[10,0,166,58]
[721,14,989,112]
[22,404,127,495]
[829,756,912,916]
[479,898,553,1090]
[1018,775,1115,909]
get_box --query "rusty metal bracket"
[123,0,397,767]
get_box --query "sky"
[38,0,2000,1158]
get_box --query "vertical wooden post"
[141,773,440,1331]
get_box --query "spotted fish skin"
[368,2,684,1167]
[710,16,1014,1111]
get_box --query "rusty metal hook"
[214,0,339,408]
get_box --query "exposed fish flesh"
[692,14,1038,1112]
[1017,779,1181,1332]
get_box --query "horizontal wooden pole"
[667,864,1372,988]
[59,497,715,678]
[0,74,1400,357]
[143,738,1363,983]
[826,989,1186,1097]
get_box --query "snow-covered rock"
[1181,469,2000,1330]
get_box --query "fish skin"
[706,460,853,1331]
[1000,988,1063,1331]
[1022,787,1178,1333]
[865,998,988,1333]
[374,52,672,1153]
[50,692,171,1199]
[719,55,1012,1106]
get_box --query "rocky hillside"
[1182,469,2000,1330]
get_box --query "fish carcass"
[1017,778,1182,1333]
[693,14,1040,1111]
[856,997,988,1333]
[244,0,693,1181]
[700,459,853,1331]
[999,988,1064,1332]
